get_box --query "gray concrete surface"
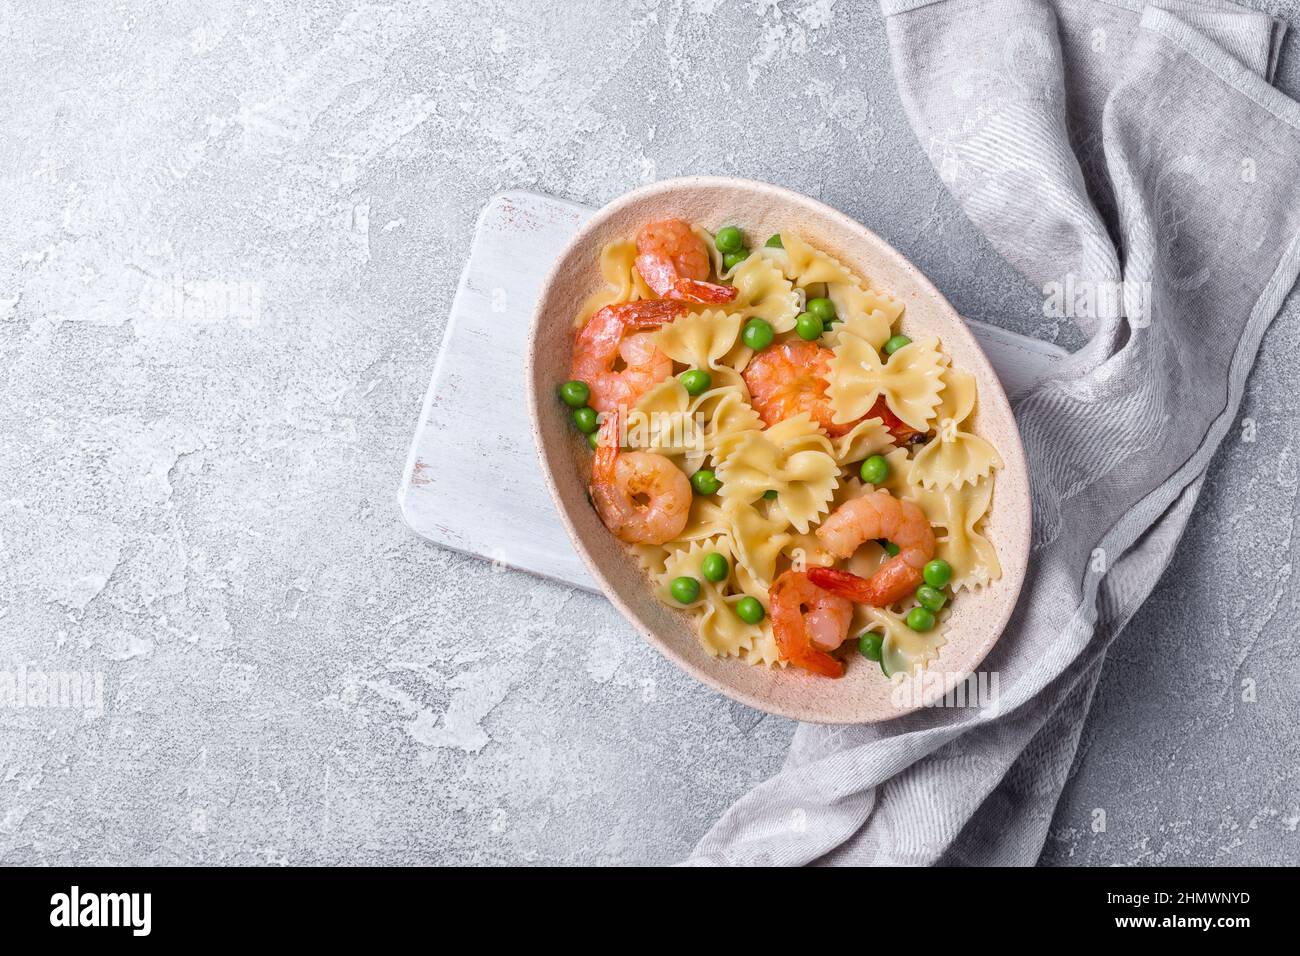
[0,0,1296,866]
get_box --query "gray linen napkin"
[687,0,1300,866]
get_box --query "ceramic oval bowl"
[527,176,1029,724]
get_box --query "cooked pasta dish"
[555,217,1001,679]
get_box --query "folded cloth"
[687,0,1300,866]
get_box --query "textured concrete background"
[1,0,1297,866]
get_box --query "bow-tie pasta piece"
[692,386,763,465]
[675,494,729,544]
[833,416,895,467]
[776,234,904,331]
[741,626,783,667]
[655,537,759,658]
[632,378,706,473]
[908,476,1000,592]
[857,605,947,677]
[576,239,653,328]
[715,414,839,533]
[654,534,779,661]
[631,543,670,578]
[727,254,801,333]
[909,367,1004,491]
[827,332,947,432]
[723,498,792,589]
[824,308,894,352]
[655,309,750,389]
[701,598,774,660]
[873,447,916,498]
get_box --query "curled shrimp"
[742,341,857,437]
[589,408,691,545]
[634,218,737,304]
[809,489,935,606]
[571,300,682,413]
[769,570,854,678]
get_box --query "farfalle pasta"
[832,416,895,466]
[559,216,1004,680]
[715,414,839,533]
[908,477,1001,591]
[727,254,802,332]
[654,308,749,391]
[827,323,948,431]
[775,233,903,333]
[724,498,791,590]
[576,239,653,329]
[909,367,1004,491]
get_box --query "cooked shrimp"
[589,408,691,545]
[742,341,857,438]
[637,219,711,282]
[770,570,854,678]
[809,490,935,606]
[571,300,681,412]
[635,218,737,304]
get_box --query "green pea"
[735,596,765,624]
[742,318,774,351]
[858,631,883,661]
[763,489,779,500]
[859,454,889,485]
[701,552,729,583]
[906,606,936,632]
[679,368,712,396]
[690,469,721,496]
[916,585,947,613]
[923,558,952,589]
[587,431,599,451]
[794,312,823,341]
[714,226,745,254]
[881,540,901,557]
[884,334,912,355]
[559,380,590,408]
[670,576,701,604]
[806,297,836,323]
[722,249,750,271]
[573,406,599,434]
[765,234,784,249]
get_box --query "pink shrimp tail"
[675,276,739,303]
[806,567,876,602]
[591,407,621,482]
[618,298,689,328]
[634,254,737,304]
[808,564,922,608]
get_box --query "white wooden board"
[398,191,1067,591]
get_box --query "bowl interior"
[528,177,1029,724]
